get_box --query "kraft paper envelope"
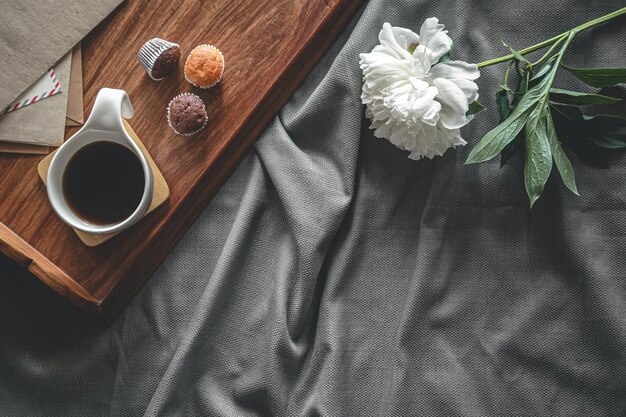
[66,44,84,127]
[0,142,50,155]
[0,45,84,155]
[0,0,124,110]
[0,51,72,148]
[0,44,82,122]
[0,69,62,115]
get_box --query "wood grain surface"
[0,0,364,320]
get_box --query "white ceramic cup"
[47,88,154,235]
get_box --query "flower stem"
[503,60,514,86]
[529,34,567,67]
[477,7,626,68]
[555,31,576,65]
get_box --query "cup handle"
[83,88,134,132]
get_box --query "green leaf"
[550,105,626,165]
[501,37,530,65]
[466,109,531,164]
[524,104,553,207]
[585,114,626,149]
[550,103,584,122]
[587,133,626,149]
[550,104,611,167]
[549,88,621,105]
[500,136,524,167]
[511,69,532,106]
[496,88,522,167]
[551,104,609,168]
[499,84,514,94]
[500,70,532,167]
[530,57,557,85]
[584,113,626,126]
[519,69,531,94]
[545,108,578,195]
[531,64,552,82]
[466,101,486,116]
[466,66,555,164]
[496,89,511,122]
[563,66,626,87]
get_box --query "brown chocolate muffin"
[137,38,180,81]
[151,46,180,79]
[167,93,207,136]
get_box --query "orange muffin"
[184,44,224,88]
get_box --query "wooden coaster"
[37,121,169,247]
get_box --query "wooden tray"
[0,0,364,320]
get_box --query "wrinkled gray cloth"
[2,0,626,415]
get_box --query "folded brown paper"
[0,43,86,155]
[0,142,50,155]
[0,51,72,148]
[0,0,124,110]
[66,45,84,127]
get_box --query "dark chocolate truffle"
[167,93,207,136]
[151,46,180,79]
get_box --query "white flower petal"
[419,18,445,47]
[432,77,470,129]
[429,60,480,81]
[411,45,432,76]
[425,32,453,62]
[361,20,479,160]
[411,85,438,115]
[373,122,393,139]
[409,77,430,91]
[419,17,452,62]
[391,26,420,50]
[451,78,479,103]
[378,23,413,60]
[421,100,441,126]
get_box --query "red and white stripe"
[0,68,62,116]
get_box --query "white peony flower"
[360,18,480,160]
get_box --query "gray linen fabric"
[1,0,626,415]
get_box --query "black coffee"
[62,141,145,225]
